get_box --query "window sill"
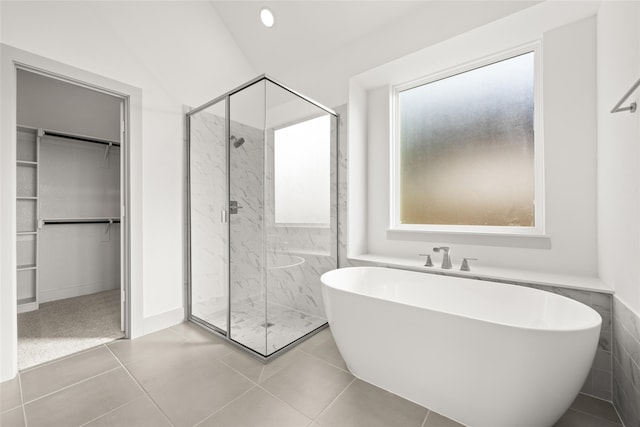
[349,253,613,294]
[386,229,551,249]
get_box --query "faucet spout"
[433,247,452,269]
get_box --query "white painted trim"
[389,43,545,236]
[16,302,38,314]
[143,308,185,335]
[1,44,143,381]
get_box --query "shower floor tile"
[196,301,326,356]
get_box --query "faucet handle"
[460,258,478,272]
[418,254,434,267]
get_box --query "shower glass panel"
[229,80,267,354]
[262,81,336,356]
[188,75,338,358]
[188,99,228,333]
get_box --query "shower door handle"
[221,210,228,223]
[229,200,243,215]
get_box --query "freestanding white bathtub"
[321,267,601,427]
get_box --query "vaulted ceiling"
[211,1,540,106]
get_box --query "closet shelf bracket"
[104,142,113,167]
[611,77,640,114]
[105,219,114,235]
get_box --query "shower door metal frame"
[186,74,339,361]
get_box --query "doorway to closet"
[15,68,127,370]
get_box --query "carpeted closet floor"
[17,290,124,370]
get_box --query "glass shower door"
[188,74,338,359]
[188,100,228,332]
[228,80,268,355]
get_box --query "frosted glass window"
[274,115,330,225]
[397,52,535,227]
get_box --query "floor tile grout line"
[421,410,431,427]
[573,394,625,417]
[18,344,112,374]
[17,371,28,427]
[103,344,176,427]
[567,408,625,426]
[255,382,317,422]
[611,402,626,427]
[311,376,357,422]
[78,395,147,427]
[296,348,350,374]
[579,391,619,405]
[0,388,23,416]
[570,407,624,426]
[0,405,22,415]
[218,358,261,386]
[20,365,122,406]
[192,384,257,427]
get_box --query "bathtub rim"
[321,266,602,334]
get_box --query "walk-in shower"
[187,75,338,358]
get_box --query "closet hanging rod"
[41,218,121,225]
[611,77,640,113]
[41,130,121,147]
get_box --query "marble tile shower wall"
[229,120,265,308]
[192,109,338,325]
[189,112,227,316]
[264,118,339,319]
[189,112,265,315]
[331,104,616,403]
[613,297,640,427]
[335,105,352,270]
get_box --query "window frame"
[389,42,544,236]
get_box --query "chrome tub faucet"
[433,247,452,269]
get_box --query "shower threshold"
[191,300,327,360]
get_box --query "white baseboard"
[143,307,185,335]
[39,282,119,303]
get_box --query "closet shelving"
[16,125,121,313]
[16,126,40,312]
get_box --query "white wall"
[17,69,121,140]
[349,2,601,276]
[276,2,540,109]
[597,1,640,315]
[1,0,255,377]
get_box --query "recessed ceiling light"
[260,8,275,28]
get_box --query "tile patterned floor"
[0,323,625,427]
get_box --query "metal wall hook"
[611,77,640,114]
